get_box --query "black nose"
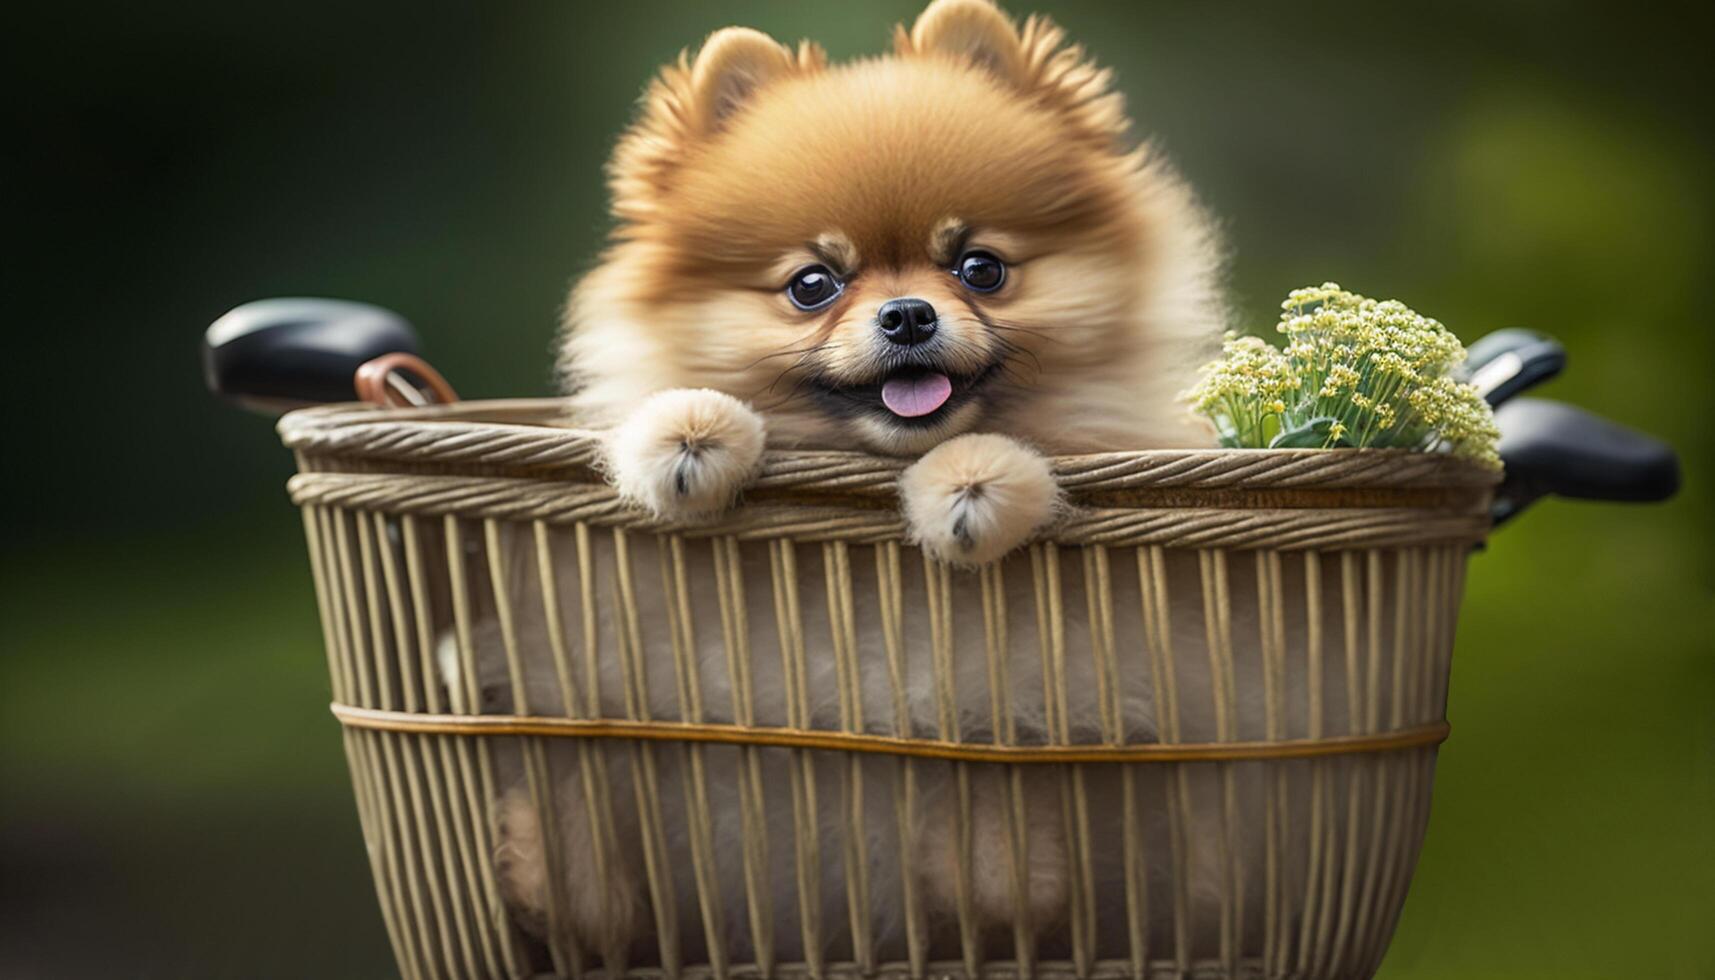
[876,298,938,346]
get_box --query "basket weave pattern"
[281,400,1497,980]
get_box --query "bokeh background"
[5,2,1710,977]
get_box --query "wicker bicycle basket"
[279,399,1499,980]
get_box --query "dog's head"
[564,0,1223,453]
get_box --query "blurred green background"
[4,2,1710,977]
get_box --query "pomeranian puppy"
[561,0,1224,565]
[473,0,1250,971]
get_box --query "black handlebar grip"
[203,298,420,413]
[1492,397,1680,525]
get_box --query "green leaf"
[1269,416,1354,449]
[1260,413,1283,446]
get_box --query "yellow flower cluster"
[1186,334,1299,447]
[1408,376,1501,464]
[1185,283,1500,467]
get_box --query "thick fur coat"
[458,0,1283,969]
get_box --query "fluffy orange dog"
[562,0,1225,565]
[480,0,1238,965]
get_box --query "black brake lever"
[1492,398,1679,526]
[1457,328,1567,408]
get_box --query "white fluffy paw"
[606,388,766,519]
[899,433,1059,566]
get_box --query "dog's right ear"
[609,28,824,223]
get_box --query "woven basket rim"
[278,397,1503,495]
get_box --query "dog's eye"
[955,250,1006,293]
[787,265,843,311]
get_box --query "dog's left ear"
[897,0,1029,85]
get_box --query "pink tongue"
[881,372,953,418]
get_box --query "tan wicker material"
[281,399,1498,980]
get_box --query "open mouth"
[810,363,998,428]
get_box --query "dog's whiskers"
[740,339,833,373]
[752,341,842,410]
[986,334,1043,382]
[754,371,826,414]
[758,341,834,396]
[986,319,1064,346]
